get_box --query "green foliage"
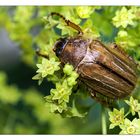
[35,61,79,116]
[0,72,21,104]
[0,71,75,134]
[109,97,140,134]
[114,7,140,62]
[5,7,37,65]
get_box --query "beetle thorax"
[60,37,89,68]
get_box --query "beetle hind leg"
[89,89,115,107]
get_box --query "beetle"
[37,12,138,105]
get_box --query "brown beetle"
[38,12,138,105]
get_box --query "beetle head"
[53,38,67,57]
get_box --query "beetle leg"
[49,12,83,35]
[89,89,114,107]
[36,50,49,59]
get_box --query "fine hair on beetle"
[36,12,138,107]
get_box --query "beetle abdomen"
[77,40,137,99]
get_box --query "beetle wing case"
[58,36,137,101]
[77,40,137,99]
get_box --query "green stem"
[101,106,107,135]
[138,112,140,118]
[124,110,131,118]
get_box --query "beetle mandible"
[37,12,138,105]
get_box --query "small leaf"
[109,124,115,129]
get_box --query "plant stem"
[101,106,107,135]
[124,110,131,117]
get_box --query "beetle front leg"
[36,50,49,59]
[49,12,83,35]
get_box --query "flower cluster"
[125,96,140,117]
[33,56,79,115]
[32,57,60,85]
[76,6,94,19]
[120,118,140,134]
[113,6,140,63]
[109,108,124,129]
[45,64,79,114]
[109,97,140,134]
[112,7,136,28]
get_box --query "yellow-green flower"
[37,58,60,78]
[63,64,74,76]
[120,118,140,134]
[63,64,79,86]
[118,30,128,37]
[109,108,125,129]
[115,30,129,48]
[50,101,67,113]
[76,6,101,19]
[125,96,140,116]
[130,6,140,20]
[51,81,71,104]
[67,76,77,87]
[112,7,136,28]
[76,6,93,19]
[32,73,43,85]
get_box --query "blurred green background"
[0,6,140,134]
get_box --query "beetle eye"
[53,38,67,57]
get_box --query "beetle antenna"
[36,49,49,59]
[49,12,83,35]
